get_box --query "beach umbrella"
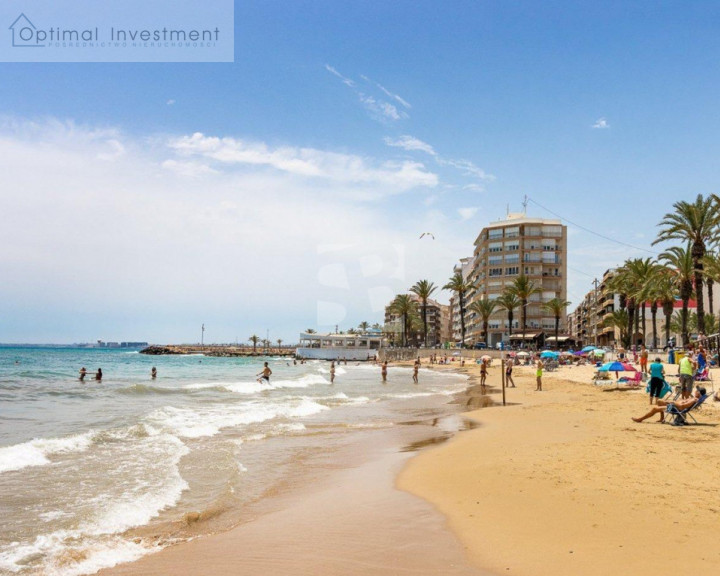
[581,345,597,352]
[540,350,559,359]
[599,361,627,372]
[620,362,636,371]
[559,351,574,357]
[517,351,530,357]
[592,349,606,358]
[481,354,491,361]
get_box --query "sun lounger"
[663,394,709,426]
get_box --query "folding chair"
[663,394,710,426]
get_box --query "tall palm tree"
[507,274,541,345]
[249,334,260,354]
[443,272,473,348]
[371,323,382,330]
[603,310,629,345]
[390,294,416,347]
[702,251,720,316]
[357,321,370,333]
[542,298,571,349]
[608,259,647,347]
[647,268,678,349]
[653,194,720,335]
[495,291,521,339]
[276,338,283,349]
[410,279,437,347]
[660,244,695,347]
[468,299,497,346]
[305,328,316,334]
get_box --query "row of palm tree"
[597,194,720,349]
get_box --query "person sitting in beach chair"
[619,370,643,386]
[631,387,707,424]
[695,366,711,381]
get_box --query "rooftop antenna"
[522,195,529,215]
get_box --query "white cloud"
[458,207,478,221]
[384,135,436,156]
[325,65,408,122]
[0,118,464,342]
[166,99,176,106]
[360,75,412,109]
[592,117,609,129]
[168,132,437,193]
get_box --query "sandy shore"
[99,401,491,576]
[398,359,720,575]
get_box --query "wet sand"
[399,359,720,576]
[100,407,492,576]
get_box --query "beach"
[399,359,720,575]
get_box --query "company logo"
[9,13,43,47]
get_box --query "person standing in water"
[151,367,157,379]
[79,367,87,381]
[381,361,388,382]
[412,360,419,384]
[95,368,103,382]
[330,361,336,384]
[256,362,272,384]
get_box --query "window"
[489,268,503,277]
[489,256,502,265]
[505,254,519,264]
[504,226,519,238]
[525,226,541,236]
[505,266,519,276]
[504,242,519,251]
[489,242,503,252]
[542,225,563,237]
[488,229,503,239]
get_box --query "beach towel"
[645,380,673,398]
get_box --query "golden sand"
[398,359,720,575]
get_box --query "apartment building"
[466,213,568,347]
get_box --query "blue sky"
[2,1,720,344]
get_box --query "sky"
[2,0,720,344]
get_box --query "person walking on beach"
[648,357,665,404]
[151,367,157,379]
[505,357,515,388]
[381,361,388,382]
[678,353,696,399]
[95,368,103,382]
[640,345,649,374]
[535,358,543,391]
[413,360,419,384]
[480,359,488,394]
[79,367,87,381]
[330,361,336,384]
[257,362,272,385]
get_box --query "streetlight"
[201,324,205,346]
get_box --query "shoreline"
[99,373,491,576]
[398,359,720,575]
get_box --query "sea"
[0,347,468,576]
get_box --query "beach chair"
[695,367,711,381]
[619,371,642,387]
[663,394,709,426]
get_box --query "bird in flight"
[419,232,435,240]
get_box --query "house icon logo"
[9,13,44,47]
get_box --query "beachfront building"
[384,295,448,347]
[449,257,474,345]
[466,213,568,348]
[296,332,385,360]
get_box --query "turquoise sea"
[0,347,466,575]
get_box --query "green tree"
[660,244,695,347]
[276,339,283,349]
[357,321,370,333]
[653,194,720,336]
[507,274,541,345]
[443,272,473,347]
[702,252,720,316]
[495,291,521,339]
[249,334,260,354]
[305,328,316,334]
[603,310,629,345]
[390,294,417,347]
[410,279,438,347]
[468,299,497,346]
[647,268,678,348]
[542,298,571,349]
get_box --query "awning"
[508,332,543,340]
[545,336,574,342]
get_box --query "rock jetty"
[140,345,295,357]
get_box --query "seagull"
[419,232,435,240]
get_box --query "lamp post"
[201,324,205,347]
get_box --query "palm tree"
[443,272,473,347]
[660,244,694,347]
[410,279,437,347]
[653,194,720,335]
[276,338,283,349]
[542,298,571,349]
[249,334,260,354]
[371,323,382,330]
[608,259,648,347]
[357,321,370,333]
[603,310,629,345]
[507,274,541,345]
[702,251,720,316]
[390,294,416,347]
[468,299,497,346]
[647,268,678,348]
[305,328,316,334]
[495,291,521,339]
